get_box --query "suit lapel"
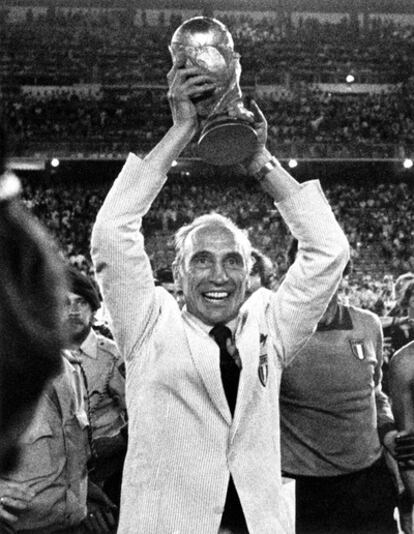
[231,313,259,440]
[182,313,232,425]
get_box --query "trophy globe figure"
[169,16,257,166]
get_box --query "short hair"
[400,280,414,310]
[155,267,174,285]
[0,196,65,472]
[173,213,253,273]
[250,248,274,289]
[395,272,414,299]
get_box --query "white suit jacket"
[91,154,349,534]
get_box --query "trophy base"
[198,116,257,166]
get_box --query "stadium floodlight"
[171,160,178,167]
[288,159,298,169]
[403,158,413,169]
[346,74,355,84]
[50,158,60,168]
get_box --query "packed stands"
[2,4,414,304]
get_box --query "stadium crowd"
[2,9,414,158]
[1,9,413,85]
[19,171,414,320]
[4,78,414,159]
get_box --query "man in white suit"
[91,60,349,534]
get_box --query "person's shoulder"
[155,285,174,299]
[245,287,274,306]
[347,304,382,328]
[393,340,414,364]
[390,341,414,383]
[155,285,181,311]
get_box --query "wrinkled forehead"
[184,223,248,262]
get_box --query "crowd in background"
[2,9,414,158]
[19,173,414,321]
[1,5,413,322]
[1,9,413,85]
[3,77,414,159]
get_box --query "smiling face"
[176,223,249,326]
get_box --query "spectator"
[65,266,127,527]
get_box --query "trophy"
[169,16,257,166]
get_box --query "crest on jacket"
[349,339,365,360]
[258,334,268,387]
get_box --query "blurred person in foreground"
[281,240,399,533]
[1,266,128,534]
[91,58,349,534]
[0,128,66,529]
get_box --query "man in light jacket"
[91,59,349,534]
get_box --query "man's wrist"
[247,148,273,175]
[249,150,280,182]
[171,120,197,138]
[248,149,281,181]
[254,156,280,182]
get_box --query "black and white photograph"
[1,1,414,532]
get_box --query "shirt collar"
[317,304,353,331]
[182,307,237,336]
[80,328,98,359]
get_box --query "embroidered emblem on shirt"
[350,339,365,360]
[258,334,269,387]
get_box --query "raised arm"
[91,64,216,360]
[243,102,350,361]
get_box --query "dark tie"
[209,324,240,417]
[210,325,248,532]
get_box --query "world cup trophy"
[169,16,257,166]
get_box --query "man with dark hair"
[64,267,127,531]
[91,60,349,533]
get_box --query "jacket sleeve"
[269,180,350,364]
[91,153,167,362]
